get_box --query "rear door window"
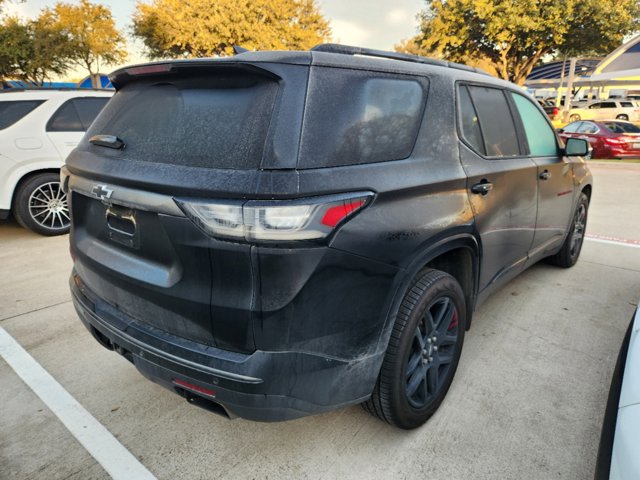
[577,122,599,134]
[562,122,583,133]
[298,68,426,168]
[47,97,110,132]
[458,85,485,155]
[86,72,279,169]
[0,100,45,130]
[75,97,109,129]
[466,85,520,157]
[510,93,558,156]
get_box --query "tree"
[43,0,127,87]
[0,16,74,85]
[132,0,331,58]
[400,0,640,85]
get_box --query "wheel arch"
[377,233,480,357]
[8,167,61,211]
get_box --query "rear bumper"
[70,273,383,421]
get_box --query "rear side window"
[86,72,278,169]
[466,85,520,157]
[620,101,633,108]
[47,97,109,132]
[298,68,426,168]
[458,86,485,155]
[0,100,45,130]
[511,93,558,156]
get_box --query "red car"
[558,120,640,159]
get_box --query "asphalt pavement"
[1,161,639,480]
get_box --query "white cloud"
[330,19,372,46]
[385,9,410,26]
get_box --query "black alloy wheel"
[548,192,589,268]
[363,269,466,429]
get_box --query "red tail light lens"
[175,192,373,243]
[552,107,559,117]
[604,137,625,145]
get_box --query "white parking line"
[585,234,640,249]
[0,327,156,480]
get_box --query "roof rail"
[311,43,490,76]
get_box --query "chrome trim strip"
[68,174,185,217]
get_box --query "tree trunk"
[90,73,101,88]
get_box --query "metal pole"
[562,58,577,122]
[556,56,567,108]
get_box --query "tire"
[569,114,581,122]
[363,269,466,429]
[616,114,629,121]
[13,172,70,236]
[547,192,589,268]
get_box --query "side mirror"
[564,137,591,157]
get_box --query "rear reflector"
[175,192,373,243]
[172,378,216,398]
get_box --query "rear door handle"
[539,170,551,180]
[471,180,493,195]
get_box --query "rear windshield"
[298,68,427,168]
[603,122,640,133]
[85,70,279,169]
[0,100,45,130]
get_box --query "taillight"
[604,137,625,145]
[175,192,373,243]
[552,107,559,118]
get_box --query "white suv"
[568,100,640,123]
[0,89,112,235]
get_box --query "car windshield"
[603,122,640,134]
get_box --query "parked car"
[64,44,593,429]
[595,303,640,479]
[538,99,560,121]
[558,120,640,159]
[567,100,640,123]
[0,89,112,235]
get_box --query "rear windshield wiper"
[89,134,125,150]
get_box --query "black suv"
[65,44,593,429]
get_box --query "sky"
[3,0,426,80]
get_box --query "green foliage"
[43,0,127,82]
[132,0,332,58]
[402,0,640,84]
[0,16,74,85]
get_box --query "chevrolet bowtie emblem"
[91,184,114,203]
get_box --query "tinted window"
[467,86,520,157]
[511,93,557,156]
[458,85,485,155]
[47,100,83,132]
[601,102,617,108]
[603,121,640,133]
[577,122,598,134]
[620,101,633,108]
[299,68,425,168]
[562,121,583,133]
[74,97,109,129]
[85,72,278,169]
[589,103,602,109]
[0,100,45,130]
